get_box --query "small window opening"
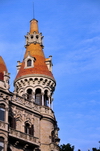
[35,89,42,105]
[44,90,48,106]
[27,89,32,100]
[36,35,38,39]
[9,116,16,129]
[31,35,33,39]
[27,59,32,67]
[25,123,30,134]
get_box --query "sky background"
[0,0,100,150]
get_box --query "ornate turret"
[0,18,60,151]
[0,56,10,91]
[14,19,56,108]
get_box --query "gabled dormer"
[24,52,36,69]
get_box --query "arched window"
[27,89,32,100]
[44,90,48,106]
[25,123,30,134]
[27,59,32,67]
[0,137,4,151]
[35,89,42,105]
[0,104,5,121]
[25,123,34,136]
[9,116,16,129]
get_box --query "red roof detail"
[0,56,8,81]
[15,43,54,80]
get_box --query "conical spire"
[30,19,39,34]
[0,56,7,80]
[15,19,54,81]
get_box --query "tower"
[0,19,60,151]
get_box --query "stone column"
[42,93,44,106]
[5,108,8,124]
[4,140,8,151]
[32,91,35,103]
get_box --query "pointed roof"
[0,56,8,81]
[15,19,55,81]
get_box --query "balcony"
[9,128,39,147]
[11,94,55,119]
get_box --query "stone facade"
[0,18,60,151]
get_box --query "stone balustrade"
[11,94,54,119]
[9,128,39,145]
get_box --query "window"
[25,123,34,136]
[36,35,38,39]
[27,89,32,100]
[0,137,4,151]
[35,89,42,105]
[44,90,48,106]
[25,123,30,134]
[31,35,33,39]
[9,116,16,129]
[0,104,5,121]
[27,59,32,67]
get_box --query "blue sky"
[0,0,100,150]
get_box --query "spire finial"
[33,2,35,19]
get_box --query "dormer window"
[27,59,32,67]
[24,53,36,69]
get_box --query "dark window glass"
[9,116,16,129]
[27,59,32,67]
[25,123,30,134]
[0,104,5,121]
[29,125,34,136]
[44,90,48,106]
[27,89,32,100]
[35,89,42,105]
[36,94,41,105]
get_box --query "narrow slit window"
[25,123,30,134]
[27,59,32,67]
